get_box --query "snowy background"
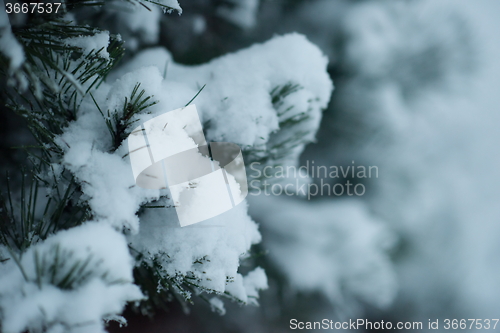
[1,0,500,332]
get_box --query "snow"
[0,2,25,71]
[51,32,331,307]
[4,0,500,329]
[114,2,162,51]
[65,31,111,59]
[249,196,397,309]
[108,48,173,81]
[106,66,164,113]
[111,33,332,152]
[128,201,262,299]
[56,86,162,231]
[101,0,181,51]
[148,0,182,14]
[0,0,342,329]
[296,0,500,324]
[209,297,226,315]
[341,0,473,89]
[383,1,500,322]
[0,223,142,333]
[0,17,333,330]
[243,267,268,305]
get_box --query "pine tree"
[0,1,332,332]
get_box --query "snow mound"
[0,223,142,333]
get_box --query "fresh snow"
[0,1,25,71]
[249,196,397,308]
[52,33,331,308]
[0,223,142,333]
[65,31,111,59]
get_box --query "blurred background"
[2,0,500,332]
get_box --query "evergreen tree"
[0,1,331,332]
